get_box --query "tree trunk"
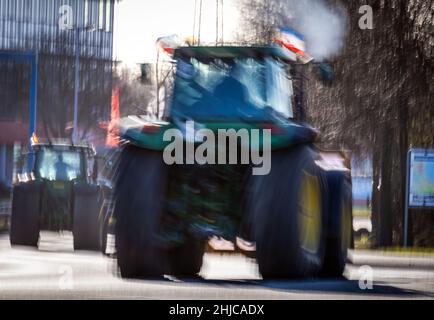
[371,142,381,248]
[377,123,394,247]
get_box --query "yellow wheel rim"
[298,171,322,254]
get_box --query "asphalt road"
[0,231,433,299]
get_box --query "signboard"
[404,148,434,246]
[408,149,434,207]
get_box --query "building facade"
[0,0,115,59]
[0,0,116,189]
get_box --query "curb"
[348,250,434,269]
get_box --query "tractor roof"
[174,46,297,63]
[31,138,94,153]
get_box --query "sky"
[113,0,240,67]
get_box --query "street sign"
[404,148,434,246]
[408,149,434,207]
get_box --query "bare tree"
[114,67,154,117]
[238,0,434,246]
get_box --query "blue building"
[0,0,117,190]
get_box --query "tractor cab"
[118,45,317,150]
[16,139,97,185]
[169,46,298,122]
[32,143,96,184]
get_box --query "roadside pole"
[27,52,38,171]
[403,149,410,247]
[72,27,80,142]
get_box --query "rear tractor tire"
[114,145,167,279]
[10,183,41,247]
[168,239,205,278]
[73,183,102,251]
[320,172,353,278]
[248,145,327,279]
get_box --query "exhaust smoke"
[282,0,347,61]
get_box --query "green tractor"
[10,140,104,250]
[113,46,353,279]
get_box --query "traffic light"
[140,63,152,84]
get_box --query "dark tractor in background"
[10,140,104,250]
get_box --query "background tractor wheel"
[99,205,111,255]
[247,145,326,279]
[114,145,167,279]
[320,172,353,277]
[168,239,205,278]
[10,183,41,247]
[98,190,114,255]
[73,183,102,251]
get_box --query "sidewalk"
[348,250,434,269]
